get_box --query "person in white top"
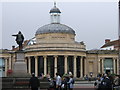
[56,73,62,90]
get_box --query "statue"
[12,31,24,50]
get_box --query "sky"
[1,0,119,50]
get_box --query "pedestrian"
[119,75,120,85]
[29,73,40,90]
[99,74,112,90]
[113,75,120,90]
[94,77,101,90]
[84,74,89,81]
[114,75,119,86]
[67,75,74,90]
[56,73,62,90]
[46,73,51,81]
[61,77,67,90]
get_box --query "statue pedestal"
[13,51,30,77]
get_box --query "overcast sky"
[1,0,119,50]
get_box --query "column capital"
[4,57,9,60]
[100,57,104,60]
[74,55,77,58]
[43,55,47,58]
[98,59,101,62]
[80,56,83,59]
[27,56,31,59]
[113,57,117,60]
[64,55,68,58]
[34,56,38,59]
[54,55,58,58]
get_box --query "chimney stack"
[12,46,15,50]
[105,39,110,44]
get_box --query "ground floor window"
[104,58,113,74]
[0,58,5,77]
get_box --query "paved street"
[74,81,95,89]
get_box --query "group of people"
[29,73,75,90]
[94,73,120,90]
[49,73,74,90]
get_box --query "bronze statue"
[12,31,24,50]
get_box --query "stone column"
[113,58,116,74]
[35,56,38,76]
[117,58,119,75]
[98,58,101,73]
[54,55,58,77]
[9,57,12,70]
[101,58,104,74]
[5,58,8,77]
[25,57,27,64]
[28,57,31,74]
[80,56,83,77]
[84,57,87,76]
[64,55,68,74]
[74,56,77,77]
[12,56,15,70]
[44,56,47,75]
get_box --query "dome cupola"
[50,2,61,13]
[35,2,76,44]
[36,2,75,35]
[50,2,61,24]
[36,23,75,35]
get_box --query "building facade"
[0,3,119,78]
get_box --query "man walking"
[29,73,40,90]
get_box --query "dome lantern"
[50,2,61,24]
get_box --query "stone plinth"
[13,50,30,77]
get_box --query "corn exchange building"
[0,3,119,78]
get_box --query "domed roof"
[50,6,61,13]
[36,23,75,35]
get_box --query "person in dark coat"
[99,74,112,90]
[61,77,67,90]
[29,73,40,90]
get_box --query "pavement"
[40,81,96,90]
[74,81,95,89]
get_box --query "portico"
[25,53,86,78]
